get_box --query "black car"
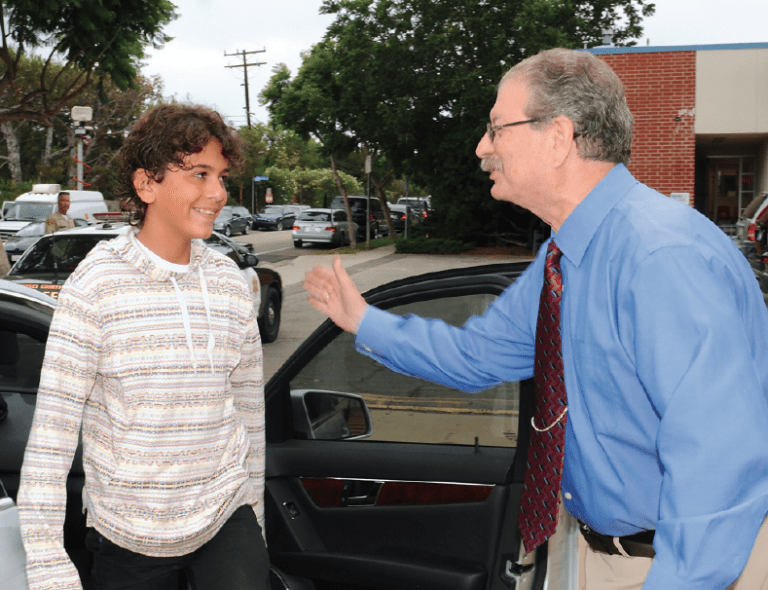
[330,196,388,241]
[4,223,282,343]
[252,205,298,231]
[1,261,563,590]
[213,205,251,236]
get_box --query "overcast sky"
[141,0,768,129]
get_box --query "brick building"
[588,43,768,221]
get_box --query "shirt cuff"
[354,305,400,360]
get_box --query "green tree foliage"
[0,0,176,125]
[0,53,163,195]
[316,0,654,246]
[233,122,327,210]
[264,166,362,208]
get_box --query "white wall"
[696,48,768,134]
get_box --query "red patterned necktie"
[519,240,568,554]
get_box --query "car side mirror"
[241,253,259,268]
[291,390,372,441]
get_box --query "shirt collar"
[553,164,638,267]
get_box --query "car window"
[289,294,519,447]
[12,236,106,273]
[6,202,55,221]
[298,212,331,222]
[0,328,46,393]
[16,222,46,237]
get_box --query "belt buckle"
[578,521,620,556]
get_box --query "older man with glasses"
[304,48,768,590]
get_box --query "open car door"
[264,262,578,590]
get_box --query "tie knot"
[545,240,562,289]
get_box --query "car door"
[0,286,93,588]
[264,262,554,590]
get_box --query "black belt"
[578,521,656,559]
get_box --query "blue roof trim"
[587,43,768,55]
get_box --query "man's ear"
[132,169,156,205]
[548,116,577,168]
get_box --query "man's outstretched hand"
[303,256,369,334]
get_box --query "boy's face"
[135,139,229,243]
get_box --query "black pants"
[85,506,270,590]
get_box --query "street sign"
[253,176,269,182]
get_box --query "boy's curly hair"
[115,104,244,227]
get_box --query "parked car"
[253,205,298,231]
[1,260,560,590]
[388,203,421,233]
[3,222,47,264]
[330,196,388,241]
[292,208,356,248]
[3,219,90,264]
[213,205,251,236]
[4,223,283,342]
[396,195,431,217]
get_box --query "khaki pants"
[578,516,768,590]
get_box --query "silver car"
[292,208,356,248]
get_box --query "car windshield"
[11,236,107,273]
[4,202,55,221]
[15,222,46,237]
[298,211,331,223]
[261,206,283,214]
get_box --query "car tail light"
[325,226,336,232]
[369,214,375,221]
[748,223,756,241]
[422,209,428,218]
[292,225,300,230]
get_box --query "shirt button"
[564,492,573,500]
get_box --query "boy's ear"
[132,169,156,204]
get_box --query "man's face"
[475,77,552,215]
[58,194,70,215]
[138,138,229,243]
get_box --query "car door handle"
[340,480,382,507]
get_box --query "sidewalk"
[261,244,532,295]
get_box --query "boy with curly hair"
[18,104,270,590]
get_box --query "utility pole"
[224,48,266,128]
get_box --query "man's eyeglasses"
[486,118,543,142]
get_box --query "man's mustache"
[480,155,503,173]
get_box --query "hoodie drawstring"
[170,273,216,374]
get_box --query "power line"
[224,48,266,128]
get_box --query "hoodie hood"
[104,228,216,372]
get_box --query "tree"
[260,58,365,247]
[0,0,175,126]
[0,57,163,192]
[317,0,655,246]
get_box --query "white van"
[0,184,107,240]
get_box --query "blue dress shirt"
[355,164,768,590]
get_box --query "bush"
[394,237,474,255]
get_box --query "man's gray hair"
[500,48,633,165]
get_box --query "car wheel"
[258,287,281,343]
[224,225,232,237]
[294,240,302,248]
[276,220,284,231]
[243,224,250,235]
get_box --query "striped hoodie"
[18,228,265,590]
